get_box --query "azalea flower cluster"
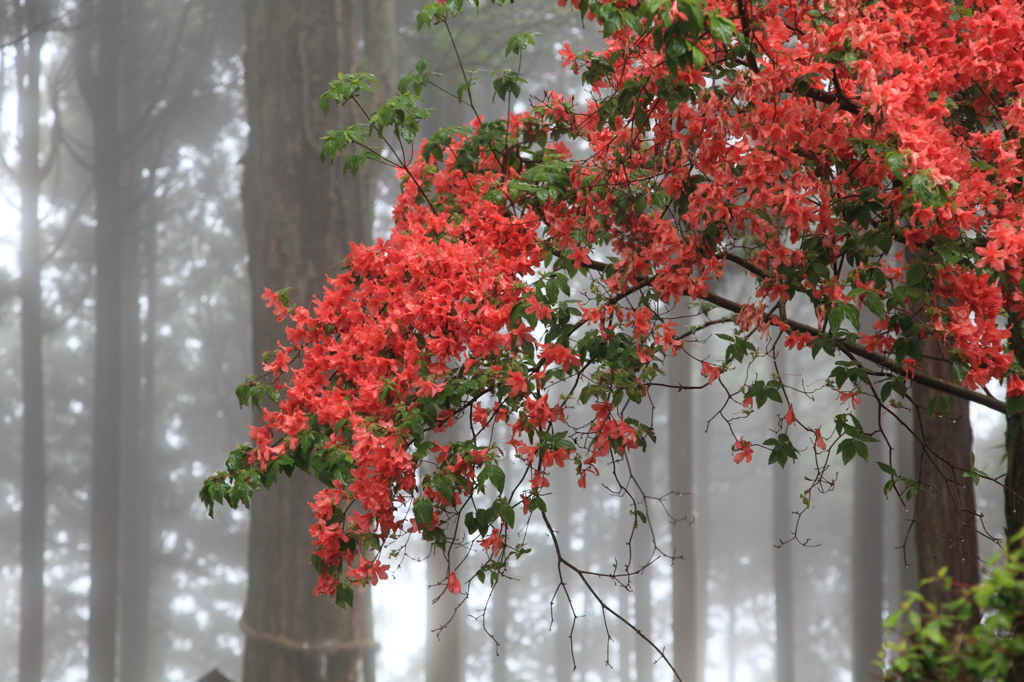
[204,0,1024,601]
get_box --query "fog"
[0,2,1010,682]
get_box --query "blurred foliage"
[883,531,1024,681]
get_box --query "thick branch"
[700,291,1006,414]
[576,253,1004,412]
[799,86,861,115]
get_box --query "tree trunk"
[772,465,794,682]
[552,476,575,682]
[634,450,653,682]
[1005,319,1024,682]
[117,212,150,682]
[669,357,699,682]
[852,403,883,682]
[15,6,47,681]
[77,0,127,679]
[491,579,508,682]
[913,336,979,607]
[1007,319,1024,543]
[240,2,394,681]
[426,551,464,682]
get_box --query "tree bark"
[15,4,47,681]
[1007,319,1024,543]
[240,2,394,681]
[913,336,979,607]
[1005,319,1024,682]
[852,403,883,682]
[77,0,127,679]
[634,443,653,682]
[668,357,699,682]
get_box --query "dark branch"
[575,253,1005,413]
[700,291,1006,414]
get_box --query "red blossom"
[701,362,721,385]
[507,371,529,397]
[447,571,462,594]
[208,0,1024,602]
[480,529,504,557]
[732,439,754,464]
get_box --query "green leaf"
[334,581,355,609]
[235,383,251,409]
[905,261,926,286]
[483,464,506,494]
[709,14,736,42]
[413,496,433,528]
[863,291,885,320]
[877,462,898,476]
[505,31,541,57]
[495,499,515,528]
[927,393,950,419]
[1009,394,1024,417]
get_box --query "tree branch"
[699,291,1006,414]
[575,252,1005,412]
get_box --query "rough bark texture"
[1007,320,1024,543]
[852,404,883,682]
[669,357,699,682]
[913,336,979,608]
[78,0,126,679]
[1006,319,1024,682]
[16,7,46,682]
[241,1,394,680]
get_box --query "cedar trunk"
[16,8,46,682]
[772,466,794,682]
[852,403,883,682]
[913,337,979,606]
[240,1,393,680]
[1006,319,1024,682]
[668,357,699,682]
[79,0,126,679]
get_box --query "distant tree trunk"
[15,5,47,681]
[491,579,508,682]
[240,2,394,681]
[668,357,699,682]
[634,450,653,682]
[619,592,633,682]
[892,418,920,601]
[552,476,575,681]
[852,403,883,682]
[426,551,464,682]
[117,210,151,682]
[913,337,979,608]
[76,0,127,679]
[726,559,737,682]
[772,466,794,682]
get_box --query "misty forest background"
[0,1,1013,682]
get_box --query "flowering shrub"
[202,0,1024,611]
